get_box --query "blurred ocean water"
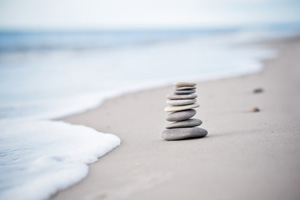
[0,27,299,199]
[2,28,297,119]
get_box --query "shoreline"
[53,37,300,200]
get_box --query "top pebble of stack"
[174,82,196,87]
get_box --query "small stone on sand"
[252,107,260,112]
[253,88,264,94]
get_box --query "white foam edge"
[0,119,120,200]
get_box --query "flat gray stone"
[164,103,199,112]
[162,127,208,141]
[176,86,196,90]
[174,89,195,95]
[167,94,197,100]
[174,82,196,87]
[166,109,196,122]
[166,119,202,129]
[166,99,196,106]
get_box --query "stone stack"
[162,82,208,141]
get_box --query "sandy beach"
[53,37,300,200]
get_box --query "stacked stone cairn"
[162,82,208,141]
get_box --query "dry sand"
[53,37,300,200]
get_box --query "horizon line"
[0,22,300,33]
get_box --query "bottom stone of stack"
[162,127,208,141]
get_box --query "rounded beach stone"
[164,103,199,112]
[166,119,202,129]
[176,86,196,90]
[167,94,197,100]
[162,127,208,141]
[166,99,196,106]
[166,109,196,122]
[174,89,195,95]
[174,82,196,87]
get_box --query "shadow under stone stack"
[162,82,208,141]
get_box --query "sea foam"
[0,119,120,200]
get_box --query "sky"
[0,0,300,29]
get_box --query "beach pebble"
[252,107,260,112]
[253,88,264,94]
[162,127,208,141]
[174,89,195,95]
[164,104,199,112]
[166,119,202,129]
[167,94,197,100]
[166,99,196,106]
[176,86,196,90]
[166,109,196,122]
[174,82,196,87]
